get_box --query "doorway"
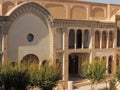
[69,54,78,77]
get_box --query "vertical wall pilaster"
[51,27,56,64]
[0,0,3,16]
[2,34,8,65]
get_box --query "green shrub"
[0,66,30,90]
[82,59,106,89]
[29,65,61,90]
[0,61,61,90]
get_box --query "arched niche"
[92,7,105,18]
[46,4,66,19]
[21,54,39,67]
[71,6,87,20]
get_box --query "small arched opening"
[108,56,113,74]
[21,54,39,68]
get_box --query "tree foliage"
[82,59,106,84]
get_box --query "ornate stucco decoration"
[3,2,53,34]
[51,19,116,28]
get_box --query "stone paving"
[74,83,106,90]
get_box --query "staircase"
[73,79,91,89]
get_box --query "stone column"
[62,52,68,89]
[113,52,116,74]
[90,28,95,63]
[82,30,84,49]
[62,28,69,89]
[74,30,77,49]
[91,28,95,49]
[114,27,117,48]
[113,27,117,74]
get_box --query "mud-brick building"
[0,0,120,88]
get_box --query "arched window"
[69,29,75,49]
[117,28,120,47]
[10,62,17,67]
[101,56,106,65]
[94,56,100,61]
[109,31,113,48]
[84,30,89,48]
[102,31,107,48]
[116,54,120,68]
[77,30,82,48]
[108,56,113,74]
[95,31,100,48]
[42,60,47,66]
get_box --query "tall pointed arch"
[77,30,82,48]
[69,29,75,49]
[84,30,90,48]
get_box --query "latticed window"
[95,31,100,48]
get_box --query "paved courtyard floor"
[74,83,106,90]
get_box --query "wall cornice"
[51,19,116,28]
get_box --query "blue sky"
[87,0,120,4]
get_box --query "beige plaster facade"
[0,0,120,89]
